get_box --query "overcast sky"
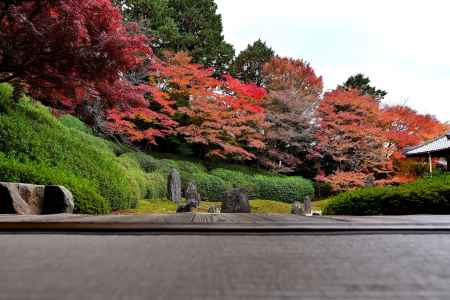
[215,0,450,123]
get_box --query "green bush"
[210,168,258,198]
[0,86,148,211]
[211,168,314,203]
[0,154,110,214]
[255,175,315,203]
[145,172,167,199]
[0,83,14,113]
[195,173,231,201]
[59,115,92,134]
[323,174,450,215]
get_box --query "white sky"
[215,0,450,123]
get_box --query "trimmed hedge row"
[323,175,450,215]
[210,168,314,202]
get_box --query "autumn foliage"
[260,56,323,172]
[0,0,151,115]
[315,88,448,192]
[109,52,267,159]
[1,0,448,193]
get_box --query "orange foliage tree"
[110,52,267,160]
[260,56,323,173]
[316,88,389,174]
[382,105,449,159]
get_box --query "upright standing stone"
[291,201,304,215]
[167,169,182,204]
[221,188,251,213]
[185,181,201,208]
[304,196,312,215]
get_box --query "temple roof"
[404,132,450,156]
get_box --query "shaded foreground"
[1,234,450,299]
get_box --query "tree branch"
[0,73,19,83]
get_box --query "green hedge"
[210,168,314,203]
[0,85,149,212]
[323,175,450,215]
[255,175,315,203]
[0,154,109,214]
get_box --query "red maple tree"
[0,0,151,114]
[110,52,268,159]
[382,105,449,159]
[315,88,390,182]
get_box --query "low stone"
[176,203,194,213]
[291,201,304,215]
[221,188,251,213]
[0,183,32,215]
[167,169,182,204]
[43,186,74,214]
[208,206,221,214]
[185,181,201,208]
[304,196,312,215]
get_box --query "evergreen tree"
[342,73,387,101]
[115,0,235,74]
[232,39,275,85]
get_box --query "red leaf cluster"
[109,52,268,159]
[0,0,151,112]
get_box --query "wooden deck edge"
[1,222,450,234]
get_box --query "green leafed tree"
[341,73,387,101]
[231,39,275,86]
[115,0,235,74]
[114,0,180,51]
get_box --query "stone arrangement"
[303,196,312,215]
[176,202,195,213]
[0,182,74,215]
[291,201,304,215]
[167,169,182,204]
[185,181,201,208]
[208,206,221,214]
[221,188,251,213]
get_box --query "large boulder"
[0,183,32,215]
[167,169,182,204]
[43,185,74,214]
[0,182,74,215]
[221,188,251,213]
[18,184,45,214]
